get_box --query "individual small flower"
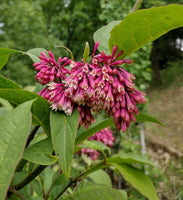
[33,51,71,85]
[81,127,114,160]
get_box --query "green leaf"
[82,42,90,63]
[0,89,50,134]
[112,163,159,200]
[119,190,128,200]
[87,169,112,187]
[0,100,33,200]
[0,47,21,70]
[63,185,126,200]
[22,138,57,165]
[26,48,48,63]
[80,140,111,156]
[0,75,21,89]
[50,109,79,177]
[107,154,153,165]
[109,4,183,58]
[75,117,114,145]
[93,21,120,54]
[136,112,163,126]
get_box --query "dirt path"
[146,85,183,153]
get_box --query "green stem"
[53,161,107,200]
[8,187,27,200]
[15,165,47,190]
[131,0,143,13]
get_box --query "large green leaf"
[136,112,163,126]
[22,138,57,165]
[109,4,183,58]
[0,47,21,70]
[0,89,50,134]
[112,163,159,200]
[63,185,126,200]
[0,75,21,89]
[0,100,33,200]
[26,48,48,63]
[75,117,114,145]
[93,21,120,54]
[50,109,79,177]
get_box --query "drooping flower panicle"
[34,42,146,132]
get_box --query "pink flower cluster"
[81,127,114,160]
[34,42,146,132]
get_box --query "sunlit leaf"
[0,100,33,200]
[109,4,183,58]
[50,109,79,177]
[0,89,50,134]
[111,163,159,200]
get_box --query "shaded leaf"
[0,47,21,70]
[0,100,33,200]
[75,117,114,145]
[26,48,48,63]
[0,75,21,89]
[63,185,126,200]
[109,4,183,58]
[50,109,79,177]
[0,89,50,134]
[87,169,112,187]
[93,21,120,54]
[23,138,57,165]
[80,140,111,156]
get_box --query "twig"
[15,165,47,190]
[44,169,62,200]
[16,125,40,172]
[131,0,143,13]
[8,187,27,200]
[26,125,40,147]
[53,161,106,200]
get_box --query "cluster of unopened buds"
[34,41,146,132]
[81,127,114,160]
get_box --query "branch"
[53,161,107,200]
[8,187,27,200]
[26,125,40,147]
[15,165,47,190]
[131,0,143,13]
